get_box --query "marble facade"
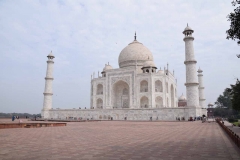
[42,108,205,121]
[41,26,207,121]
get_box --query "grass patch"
[232,121,240,126]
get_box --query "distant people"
[202,115,206,123]
[189,117,193,121]
[12,116,15,121]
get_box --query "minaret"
[197,68,206,108]
[42,51,55,116]
[183,24,199,108]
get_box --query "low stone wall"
[0,123,67,129]
[216,119,240,149]
[42,108,207,121]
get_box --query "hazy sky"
[0,0,239,114]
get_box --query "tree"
[227,79,240,111]
[215,88,232,108]
[226,0,240,45]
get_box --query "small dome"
[118,40,154,68]
[184,26,193,31]
[208,103,214,106]
[47,51,55,58]
[179,93,186,101]
[103,64,113,71]
[143,60,156,68]
[157,69,164,74]
[197,68,203,73]
[183,24,194,33]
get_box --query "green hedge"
[228,118,238,123]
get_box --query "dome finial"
[134,31,137,41]
[187,23,188,27]
[47,50,55,59]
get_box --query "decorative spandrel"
[111,76,130,86]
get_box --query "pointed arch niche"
[97,98,103,109]
[111,80,129,108]
[140,96,149,108]
[155,80,163,92]
[97,84,103,95]
[171,84,174,107]
[165,82,168,93]
[140,80,148,92]
[167,98,169,107]
[155,96,163,108]
[175,88,177,97]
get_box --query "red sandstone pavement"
[0,119,240,160]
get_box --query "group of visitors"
[78,107,87,109]
[11,115,20,121]
[176,117,185,121]
[175,115,207,122]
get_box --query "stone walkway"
[0,119,240,160]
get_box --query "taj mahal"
[41,25,207,121]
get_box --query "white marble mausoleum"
[41,25,207,121]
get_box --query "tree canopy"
[226,0,240,45]
[215,88,232,108]
[227,79,240,111]
[213,79,240,117]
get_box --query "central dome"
[118,40,154,68]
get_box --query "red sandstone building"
[178,93,187,107]
[207,103,214,117]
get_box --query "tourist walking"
[12,116,15,121]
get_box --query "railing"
[216,118,240,148]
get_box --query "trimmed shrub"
[228,118,238,123]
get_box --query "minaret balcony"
[45,77,54,80]
[185,82,199,86]
[183,36,194,41]
[184,60,197,64]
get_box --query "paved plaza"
[0,119,240,160]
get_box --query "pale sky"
[0,0,239,114]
